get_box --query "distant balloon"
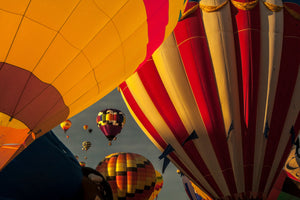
[88,128,93,133]
[79,161,86,167]
[81,141,91,151]
[60,120,72,133]
[182,175,212,200]
[83,125,88,131]
[96,152,156,200]
[149,170,163,200]
[96,109,126,145]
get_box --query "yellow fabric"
[231,0,258,10]
[0,127,34,170]
[263,2,283,12]
[0,0,187,170]
[181,4,199,20]
[0,0,186,124]
[191,181,213,200]
[200,0,229,12]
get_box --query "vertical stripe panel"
[195,1,238,196]
[258,4,300,194]
[231,1,261,196]
[264,69,300,195]
[252,0,284,195]
[120,78,219,198]
[137,59,224,197]
[154,32,231,196]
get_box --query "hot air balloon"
[83,125,88,131]
[149,170,163,200]
[60,120,72,133]
[182,174,213,200]
[83,124,93,133]
[81,141,91,151]
[79,161,86,167]
[0,0,187,170]
[96,152,156,200]
[119,0,300,199]
[96,109,126,145]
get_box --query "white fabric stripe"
[201,1,244,195]
[153,33,230,196]
[252,1,284,193]
[124,73,219,198]
[264,67,300,194]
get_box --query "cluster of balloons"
[81,141,91,151]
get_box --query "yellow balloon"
[0,0,187,170]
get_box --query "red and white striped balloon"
[120,0,300,199]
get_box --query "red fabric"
[266,170,287,200]
[137,59,224,197]
[259,5,300,193]
[141,0,169,66]
[231,1,261,194]
[0,62,69,130]
[120,80,215,199]
[174,7,237,197]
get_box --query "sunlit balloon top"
[0,0,187,170]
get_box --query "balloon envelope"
[0,0,187,169]
[120,0,300,199]
[60,119,72,133]
[96,152,156,200]
[96,109,126,144]
[149,170,163,200]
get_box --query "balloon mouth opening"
[106,136,116,141]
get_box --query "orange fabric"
[0,127,33,170]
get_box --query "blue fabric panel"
[0,131,83,200]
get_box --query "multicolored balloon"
[60,120,72,133]
[96,109,126,145]
[149,170,163,200]
[120,0,300,199]
[79,161,86,167]
[96,152,156,200]
[182,174,212,200]
[0,0,187,170]
[83,125,88,131]
[81,141,91,151]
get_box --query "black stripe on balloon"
[137,163,145,168]
[116,172,127,176]
[126,193,135,197]
[127,167,137,172]
[106,176,116,181]
[135,189,144,194]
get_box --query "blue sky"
[53,88,188,200]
